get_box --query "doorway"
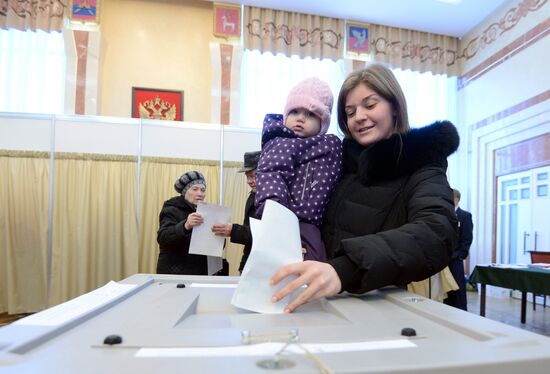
[496,166,550,264]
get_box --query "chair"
[529,251,550,309]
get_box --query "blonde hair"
[336,64,409,138]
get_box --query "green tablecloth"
[469,265,550,294]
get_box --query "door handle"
[523,232,530,254]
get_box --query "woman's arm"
[334,167,457,294]
[157,205,191,247]
[271,166,457,312]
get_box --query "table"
[469,265,550,323]
[1,274,550,373]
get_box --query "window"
[0,28,66,114]
[240,50,458,135]
[392,68,457,128]
[239,50,346,135]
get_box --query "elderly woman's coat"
[156,195,207,275]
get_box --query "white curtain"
[240,49,346,135]
[393,68,458,128]
[0,28,65,114]
[240,50,457,135]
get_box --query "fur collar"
[343,120,459,185]
[165,195,196,210]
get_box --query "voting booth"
[1,273,550,373]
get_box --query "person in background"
[444,188,473,310]
[255,77,343,262]
[270,64,459,313]
[156,171,208,275]
[212,151,261,273]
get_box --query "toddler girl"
[255,77,342,261]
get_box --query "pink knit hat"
[284,77,334,135]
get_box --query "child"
[255,77,343,261]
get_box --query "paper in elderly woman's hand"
[231,200,303,313]
[189,202,232,257]
[189,202,232,275]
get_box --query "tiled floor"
[466,289,550,337]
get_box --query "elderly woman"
[271,64,460,312]
[156,170,208,275]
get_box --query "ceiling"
[219,0,511,38]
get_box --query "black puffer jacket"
[156,195,207,275]
[323,121,459,294]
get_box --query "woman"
[156,170,207,275]
[271,64,459,312]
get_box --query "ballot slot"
[174,287,351,330]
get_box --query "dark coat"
[453,207,473,260]
[323,121,460,294]
[231,192,258,273]
[444,206,473,311]
[255,114,343,226]
[156,195,207,275]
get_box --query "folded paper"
[231,200,303,313]
[189,202,232,257]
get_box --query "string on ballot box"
[241,328,334,374]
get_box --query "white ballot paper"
[15,281,138,326]
[189,201,232,258]
[231,200,303,313]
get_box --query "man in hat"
[212,151,261,273]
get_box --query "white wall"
[454,0,550,290]
[0,113,261,161]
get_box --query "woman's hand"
[184,213,203,230]
[271,261,342,313]
[211,223,232,237]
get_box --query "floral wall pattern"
[0,0,67,31]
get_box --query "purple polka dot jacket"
[255,114,343,226]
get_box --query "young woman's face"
[344,83,395,147]
[184,184,206,205]
[285,108,322,137]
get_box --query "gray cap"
[174,171,206,195]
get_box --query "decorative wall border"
[458,0,547,63]
[246,20,342,49]
[470,90,549,131]
[0,0,66,31]
[459,19,549,89]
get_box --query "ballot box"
[1,274,549,373]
